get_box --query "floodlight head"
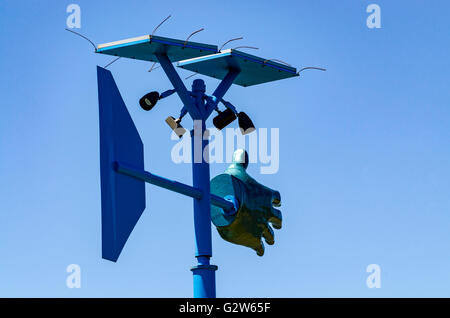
[213,108,237,130]
[139,91,160,111]
[238,112,256,135]
[165,116,186,138]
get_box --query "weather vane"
[68,15,325,298]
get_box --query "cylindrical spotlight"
[238,112,256,135]
[213,108,237,130]
[139,91,160,111]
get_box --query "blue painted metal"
[177,49,298,87]
[97,66,146,262]
[191,119,212,258]
[206,69,240,117]
[115,161,202,199]
[115,161,235,212]
[96,35,218,62]
[190,117,217,297]
[97,48,245,297]
[191,262,218,298]
[185,75,244,297]
[155,53,200,119]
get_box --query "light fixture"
[237,112,255,135]
[212,99,256,134]
[165,116,186,138]
[213,108,237,130]
[139,91,160,111]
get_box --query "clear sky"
[0,0,449,297]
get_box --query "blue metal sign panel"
[177,49,298,87]
[97,66,146,262]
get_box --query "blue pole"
[190,80,217,298]
[151,55,238,297]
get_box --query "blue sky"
[0,0,449,297]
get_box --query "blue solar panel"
[97,66,146,262]
[96,35,218,62]
[177,49,298,87]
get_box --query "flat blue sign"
[97,66,146,262]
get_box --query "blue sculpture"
[210,149,282,256]
[89,29,311,298]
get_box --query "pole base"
[191,264,218,298]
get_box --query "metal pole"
[152,56,237,297]
[114,161,235,211]
[190,80,217,298]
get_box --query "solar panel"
[96,35,218,62]
[177,49,298,87]
[97,66,146,262]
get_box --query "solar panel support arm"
[155,53,201,119]
[206,68,240,117]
